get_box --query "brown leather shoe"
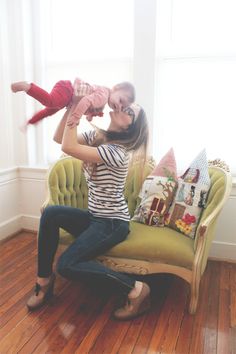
[27,274,55,311]
[113,283,151,320]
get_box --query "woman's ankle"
[37,276,51,287]
[128,281,143,299]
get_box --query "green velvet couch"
[42,156,232,314]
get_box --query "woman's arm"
[61,108,103,163]
[53,109,69,144]
[53,106,87,145]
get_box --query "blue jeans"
[38,206,135,292]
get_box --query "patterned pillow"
[132,148,178,227]
[165,149,211,239]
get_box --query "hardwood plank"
[0,233,36,269]
[87,297,131,354]
[230,263,236,328]
[202,261,220,354]
[0,232,34,253]
[0,240,36,274]
[188,261,212,354]
[217,262,231,354]
[0,251,37,290]
[18,281,86,354]
[95,320,131,354]
[0,233,65,332]
[91,275,172,354]
[0,276,67,339]
[175,311,194,354]
[0,280,37,329]
[147,276,186,352]
[117,275,169,353]
[0,280,75,354]
[58,292,113,354]
[132,275,172,354]
[220,261,231,291]
[0,260,37,306]
[114,313,147,354]
[21,287,90,353]
[1,233,236,354]
[74,299,115,353]
[230,327,236,354]
[158,278,189,353]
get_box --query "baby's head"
[108,82,135,111]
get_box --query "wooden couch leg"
[189,278,200,314]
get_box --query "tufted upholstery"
[42,156,232,314]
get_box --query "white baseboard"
[0,215,21,241]
[0,214,39,241]
[20,214,40,232]
[209,241,236,262]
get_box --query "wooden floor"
[0,232,235,354]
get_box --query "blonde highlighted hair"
[90,107,149,169]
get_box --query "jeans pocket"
[110,220,130,244]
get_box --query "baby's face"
[108,89,131,111]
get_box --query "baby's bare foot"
[19,121,28,133]
[11,81,30,93]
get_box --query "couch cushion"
[124,157,156,217]
[132,148,178,227]
[105,220,194,270]
[166,149,211,239]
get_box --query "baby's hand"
[86,115,93,122]
[86,111,104,120]
[67,113,80,128]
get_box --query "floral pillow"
[132,148,178,227]
[165,149,211,239]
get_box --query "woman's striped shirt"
[82,130,130,221]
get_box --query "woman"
[27,102,150,320]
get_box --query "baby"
[11,78,135,128]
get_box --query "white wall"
[0,0,29,170]
[0,168,20,239]
[0,167,47,241]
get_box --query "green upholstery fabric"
[44,156,230,274]
[47,157,88,209]
[45,157,88,244]
[194,167,229,274]
[105,221,194,269]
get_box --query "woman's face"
[109,110,133,132]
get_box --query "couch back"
[47,156,155,216]
[46,157,231,247]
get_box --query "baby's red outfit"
[27,80,73,124]
[26,79,110,125]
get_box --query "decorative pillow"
[165,149,211,239]
[132,148,178,227]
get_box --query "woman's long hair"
[94,107,148,151]
[84,108,149,176]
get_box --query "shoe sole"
[113,295,151,321]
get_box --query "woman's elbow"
[53,135,62,144]
[61,144,67,154]
[61,143,72,155]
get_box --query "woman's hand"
[61,107,102,163]
[66,103,82,128]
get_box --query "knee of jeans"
[41,206,57,224]
[56,252,71,277]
